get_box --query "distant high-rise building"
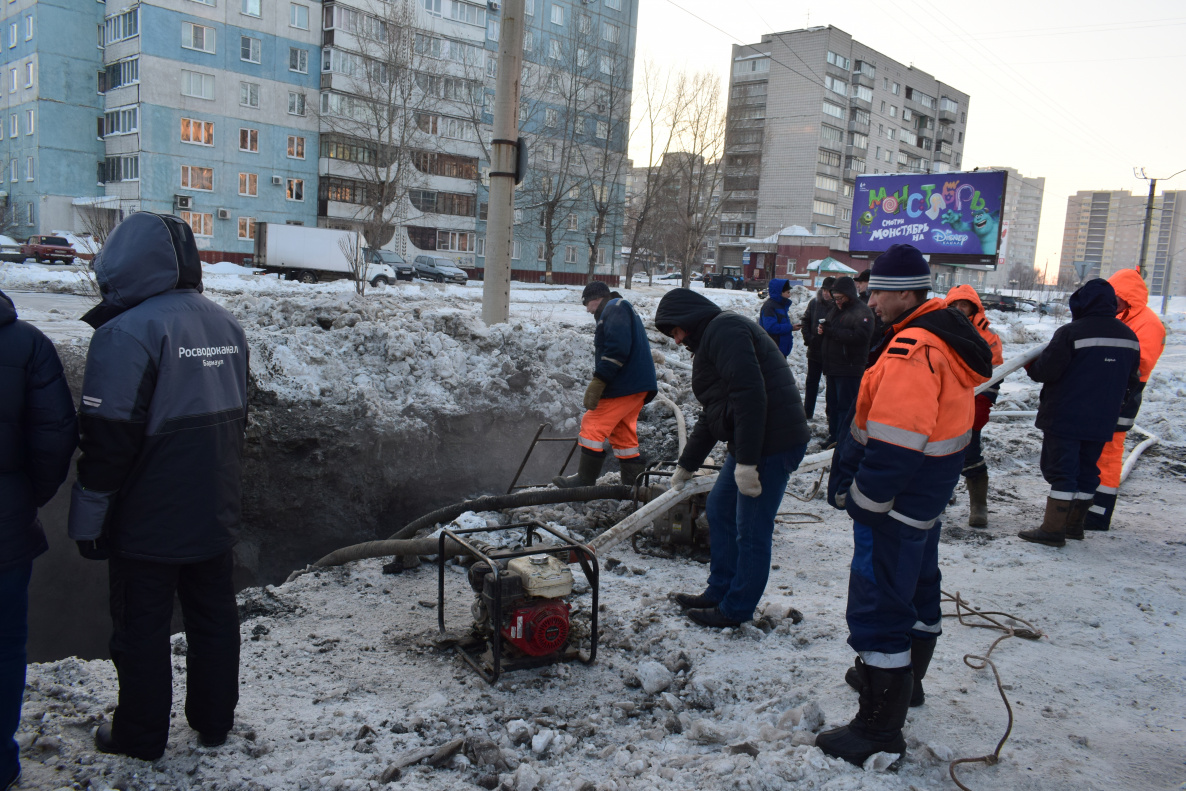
[978,166,1045,289]
[1059,190,1185,296]
[719,25,970,269]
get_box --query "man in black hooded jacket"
[820,276,874,447]
[654,289,809,628]
[799,277,834,419]
[68,213,248,761]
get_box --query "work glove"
[973,394,992,431]
[583,377,607,410]
[670,466,693,491]
[76,536,110,561]
[734,464,762,498]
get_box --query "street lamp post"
[1133,166,1186,279]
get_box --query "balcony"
[937,126,954,143]
[843,167,863,181]
[851,72,874,89]
[939,108,957,124]
[849,95,872,110]
[848,118,870,133]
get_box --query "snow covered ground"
[4,263,1186,791]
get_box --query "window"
[290,3,309,29]
[813,199,836,217]
[852,108,870,126]
[826,51,850,70]
[733,57,769,77]
[564,245,577,264]
[238,218,256,240]
[815,174,839,192]
[24,202,31,226]
[818,149,841,168]
[900,128,917,146]
[537,243,546,261]
[551,5,563,25]
[450,1,486,26]
[105,9,139,44]
[522,30,534,52]
[539,142,556,162]
[8,22,15,48]
[548,39,561,59]
[545,107,558,126]
[599,55,614,75]
[820,124,843,145]
[240,82,259,108]
[525,0,535,14]
[24,15,31,40]
[958,131,963,143]
[180,211,213,236]
[595,120,608,139]
[104,105,138,135]
[8,68,14,92]
[287,47,308,74]
[850,132,868,149]
[891,82,900,95]
[240,36,261,63]
[6,114,13,137]
[239,172,258,196]
[287,135,305,159]
[183,22,215,53]
[423,0,442,15]
[567,213,578,230]
[286,178,304,201]
[180,165,213,191]
[180,117,214,145]
[99,154,139,183]
[821,101,844,119]
[242,0,261,17]
[578,13,591,33]
[437,230,474,251]
[24,108,32,134]
[852,85,873,102]
[182,70,214,99]
[288,92,306,115]
[239,127,258,152]
[901,107,912,122]
[8,160,14,182]
[512,240,522,260]
[602,23,619,43]
[105,58,139,91]
[824,75,847,96]
[606,0,621,9]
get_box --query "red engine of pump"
[502,600,570,657]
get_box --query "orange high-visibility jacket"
[945,285,1004,366]
[1109,269,1165,383]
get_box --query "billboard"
[848,170,1008,263]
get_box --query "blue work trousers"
[825,375,862,445]
[1040,432,1106,500]
[704,446,806,621]
[846,518,942,668]
[0,561,32,786]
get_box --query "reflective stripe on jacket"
[593,296,658,400]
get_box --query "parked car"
[366,249,414,282]
[413,255,468,284]
[656,272,683,281]
[0,234,22,262]
[21,235,77,264]
[631,271,651,284]
[1039,300,1069,317]
[979,293,1018,312]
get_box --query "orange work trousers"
[1096,431,1125,493]
[578,392,646,459]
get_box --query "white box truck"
[253,223,411,285]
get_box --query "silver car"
[413,255,467,284]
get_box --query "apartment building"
[976,166,1045,290]
[720,25,969,269]
[1060,189,1185,296]
[0,0,106,235]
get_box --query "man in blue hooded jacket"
[759,279,795,357]
[0,288,78,791]
[68,213,248,760]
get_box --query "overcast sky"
[628,0,1186,277]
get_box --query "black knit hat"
[581,280,612,305]
[869,244,931,290]
[821,276,836,289]
[854,269,870,283]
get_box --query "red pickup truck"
[21,235,79,264]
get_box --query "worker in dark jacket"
[799,277,834,419]
[0,289,78,791]
[655,289,809,628]
[1018,278,1141,547]
[820,276,875,447]
[554,280,657,489]
[68,213,249,761]
[759,278,795,357]
[854,269,886,347]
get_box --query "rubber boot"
[908,637,936,706]
[617,457,648,489]
[1084,492,1116,531]
[552,451,606,488]
[966,474,989,528]
[817,663,912,765]
[1065,499,1090,541]
[1018,496,1068,547]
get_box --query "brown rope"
[941,590,1043,791]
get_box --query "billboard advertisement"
[849,170,1008,261]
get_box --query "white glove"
[670,466,693,491]
[734,464,762,498]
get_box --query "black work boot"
[817,663,912,765]
[1065,498,1090,541]
[966,474,989,528]
[552,451,606,488]
[1084,492,1116,531]
[908,637,937,706]
[675,592,720,610]
[1018,496,1068,547]
[617,457,648,489]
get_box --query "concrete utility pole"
[481,0,526,326]
[1136,171,1156,278]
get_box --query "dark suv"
[979,293,1018,312]
[366,249,414,281]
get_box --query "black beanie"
[581,280,612,305]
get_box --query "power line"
[973,17,1186,41]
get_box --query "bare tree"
[75,204,121,258]
[338,232,368,296]
[1006,261,1039,292]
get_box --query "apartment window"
[24,15,31,40]
[437,230,474,251]
[238,218,256,240]
[548,39,561,59]
[289,47,308,73]
[818,149,841,168]
[183,22,215,53]
[239,172,258,196]
[288,92,306,115]
[450,0,486,25]
[605,0,621,9]
[824,75,847,96]
[537,243,546,261]
[550,5,563,25]
[423,0,442,15]
[566,213,578,231]
[599,55,614,75]
[286,178,304,201]
[813,199,836,217]
[958,131,963,143]
[181,165,213,191]
[290,3,309,29]
[105,58,139,91]
[240,36,261,63]
[815,174,839,192]
[104,105,138,135]
[242,0,262,16]
[100,154,139,183]
[105,9,139,44]
[7,22,15,48]
[182,70,214,99]
[564,245,577,264]
[239,127,258,152]
[602,23,619,43]
[545,107,558,126]
[578,13,592,34]
[843,182,854,197]
[240,82,259,107]
[595,120,608,139]
[7,68,14,92]
[24,202,31,225]
[180,211,213,236]
[852,85,873,102]
[8,160,14,182]
[525,0,535,15]
[826,51,850,70]
[539,142,555,162]
[24,108,32,134]
[822,101,844,119]
[820,125,843,145]
[287,135,305,159]
[850,132,868,149]
[6,114,13,137]
[892,82,900,95]
[180,117,214,145]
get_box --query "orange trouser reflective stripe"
[1097,431,1125,491]
[578,392,646,458]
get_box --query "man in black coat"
[1019,278,1141,547]
[820,276,875,447]
[799,277,834,419]
[854,269,886,348]
[655,289,810,628]
[0,289,78,791]
[68,213,249,760]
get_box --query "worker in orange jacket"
[945,285,1003,528]
[1085,269,1165,531]
[818,245,992,766]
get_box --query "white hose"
[990,411,1160,486]
[652,395,687,455]
[974,343,1047,396]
